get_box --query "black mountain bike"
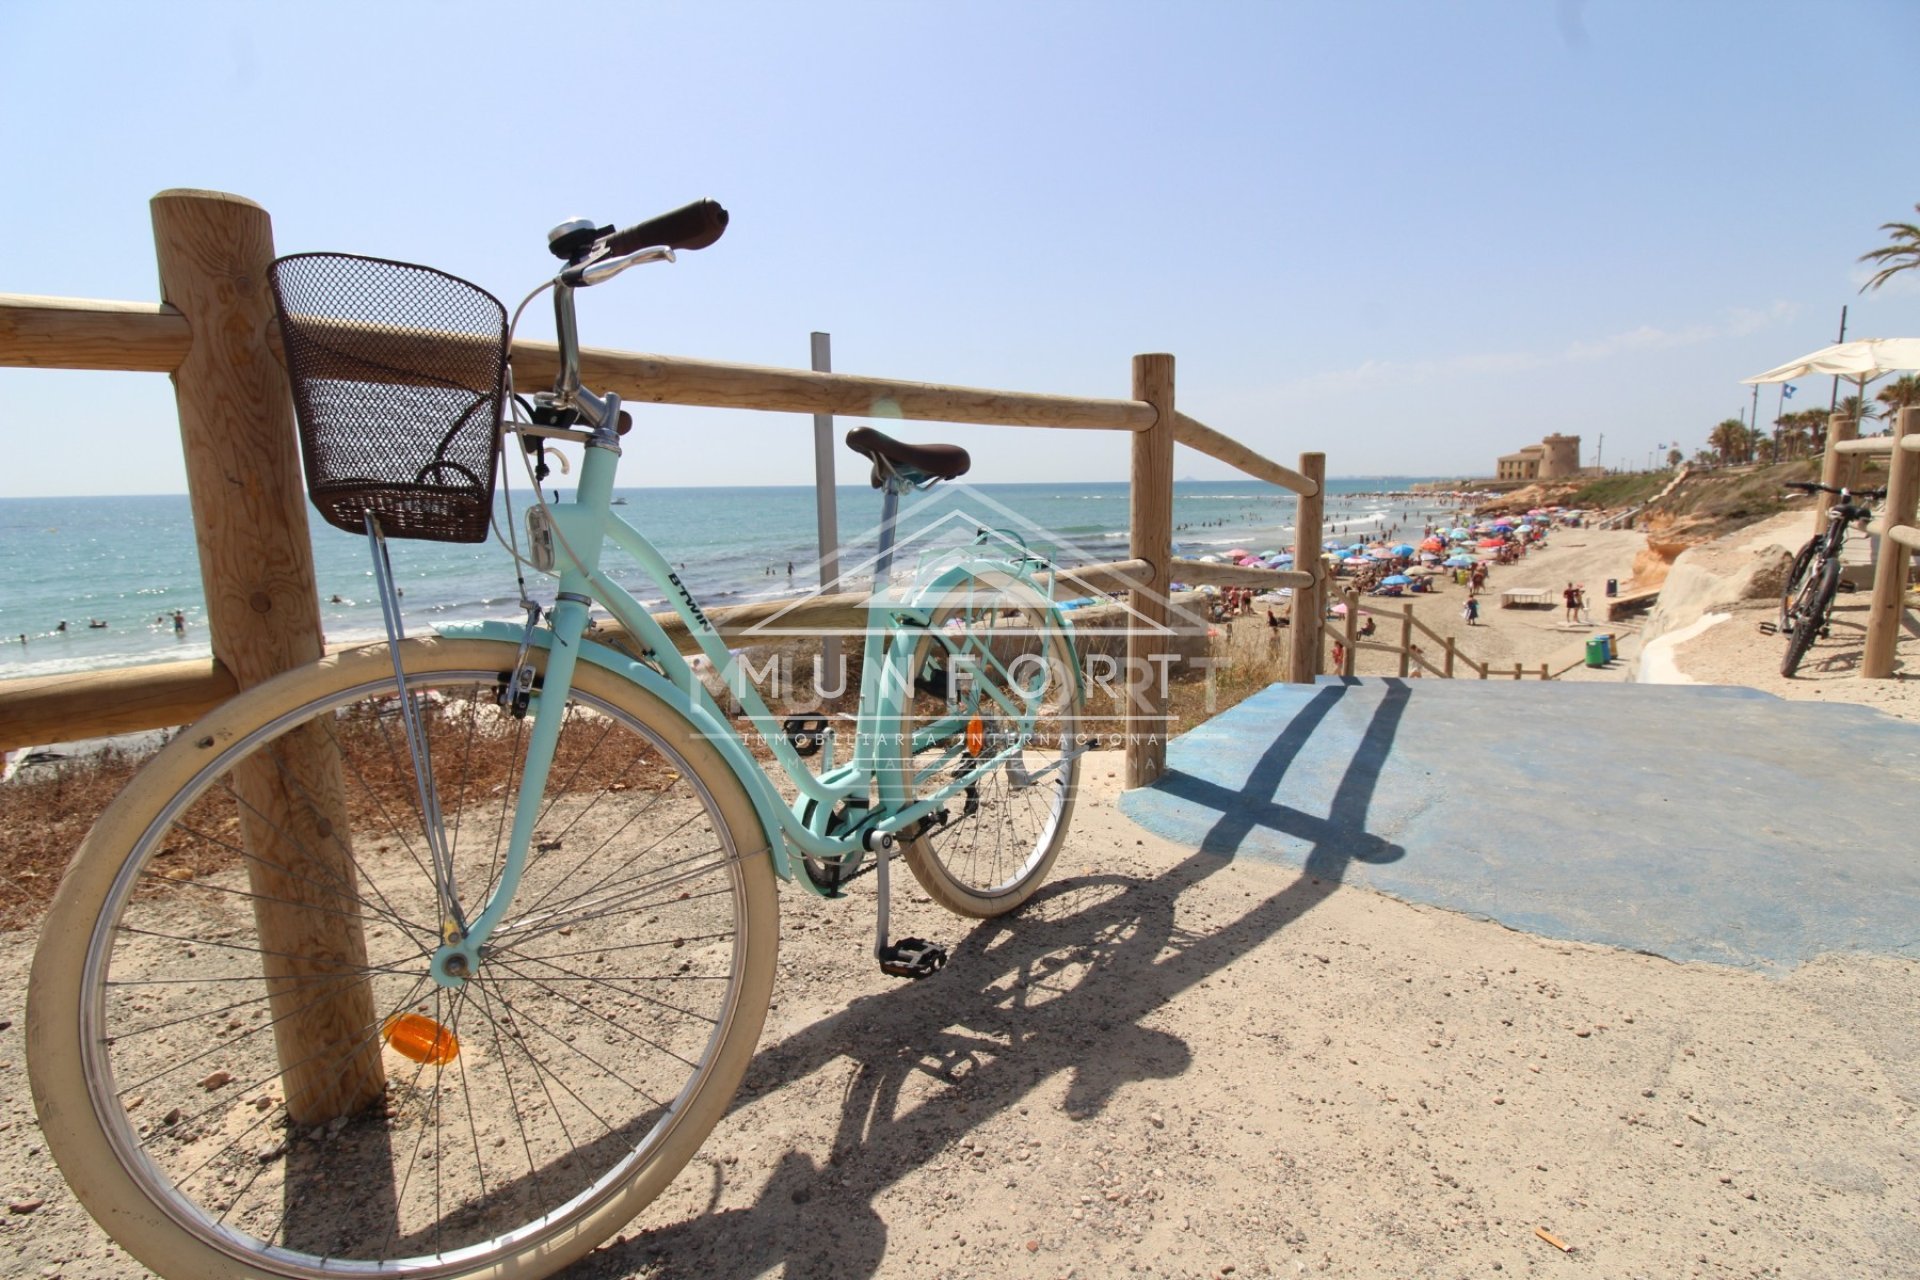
[1773,480,1885,677]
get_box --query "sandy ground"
[5,756,1916,1279]
[7,516,1920,1278]
[1308,528,1651,682]
[1654,510,1920,724]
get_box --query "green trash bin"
[1585,637,1609,667]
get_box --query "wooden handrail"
[0,294,1155,433]
[0,293,193,372]
[1833,436,1894,455]
[1172,412,1319,497]
[1167,558,1314,590]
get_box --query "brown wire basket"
[269,253,509,543]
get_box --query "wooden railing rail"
[1832,437,1894,455]
[1332,586,1576,680]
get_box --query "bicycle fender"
[436,621,796,882]
[907,560,1085,699]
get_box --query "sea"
[0,478,1473,680]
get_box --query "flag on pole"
[1782,383,1797,399]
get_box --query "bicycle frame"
[429,425,1067,977]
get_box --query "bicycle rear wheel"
[895,571,1082,917]
[1780,557,1839,678]
[29,638,777,1280]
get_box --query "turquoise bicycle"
[28,201,1084,1279]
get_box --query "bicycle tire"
[895,570,1082,917]
[1780,557,1839,678]
[28,637,778,1280]
[1778,536,1820,634]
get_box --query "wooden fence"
[1325,586,1589,681]
[0,189,1331,791]
[1823,406,1920,679]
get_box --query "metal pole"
[1831,305,1848,414]
[810,332,842,695]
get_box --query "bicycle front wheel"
[1780,556,1839,678]
[895,571,1082,917]
[29,637,778,1280]
[1778,535,1820,633]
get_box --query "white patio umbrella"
[1741,338,1920,385]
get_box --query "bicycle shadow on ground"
[571,681,1409,1280]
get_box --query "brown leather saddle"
[844,426,970,488]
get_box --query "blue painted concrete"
[1118,678,1920,971]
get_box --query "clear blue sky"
[3,0,1917,496]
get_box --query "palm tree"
[1708,417,1750,464]
[1876,374,1920,431]
[1838,394,1880,432]
[1793,407,1832,456]
[1859,203,1920,292]
[1666,447,1684,468]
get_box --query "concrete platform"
[1118,678,1920,972]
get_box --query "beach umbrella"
[1477,537,1504,548]
[1343,556,1370,566]
[1419,551,1442,562]
[1444,555,1473,567]
[1196,553,1223,563]
[1330,602,1348,616]
[1742,338,1920,387]
[1226,548,1251,559]
[1391,543,1415,556]
[1449,528,1469,539]
[1382,574,1412,586]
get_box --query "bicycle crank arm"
[868,827,948,980]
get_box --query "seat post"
[870,467,916,592]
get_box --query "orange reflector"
[383,1013,459,1065]
[966,716,985,755]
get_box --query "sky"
[3,0,1918,497]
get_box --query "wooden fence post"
[1819,411,1859,537]
[152,189,383,1123]
[1444,636,1456,677]
[1287,453,1327,684]
[1864,404,1919,678]
[1125,353,1175,789]
[1398,604,1413,677]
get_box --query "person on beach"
[1359,615,1376,639]
[1577,585,1591,625]
[1331,639,1346,671]
[1464,597,1479,626]
[56,620,68,633]
[172,611,186,636]
[1563,583,1579,622]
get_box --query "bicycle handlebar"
[604,199,729,256]
[1785,480,1887,500]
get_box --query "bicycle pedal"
[782,716,829,757]
[878,938,947,980]
[1836,580,1859,593]
[1757,622,1778,636]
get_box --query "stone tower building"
[1538,433,1580,479]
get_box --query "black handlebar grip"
[604,199,729,256]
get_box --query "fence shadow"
[571,682,1410,1279]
